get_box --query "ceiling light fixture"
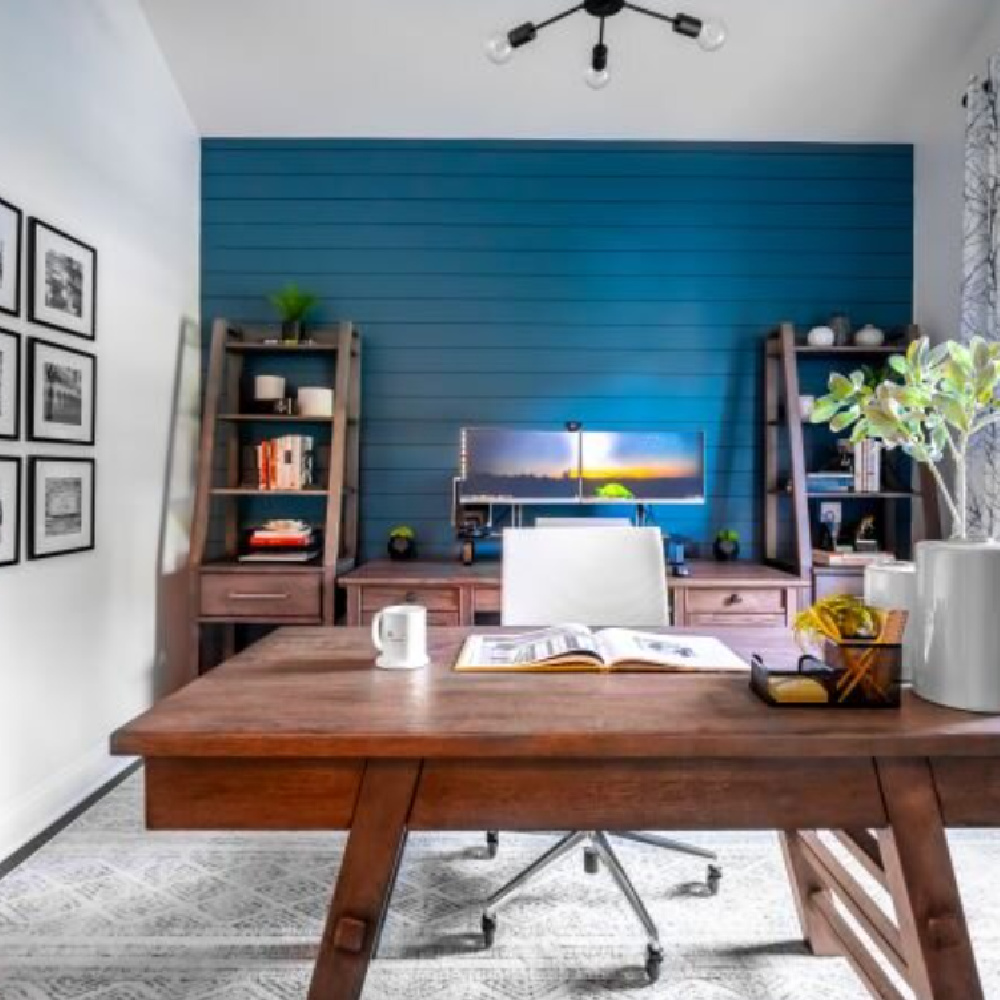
[486,0,727,88]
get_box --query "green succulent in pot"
[268,283,319,344]
[387,524,417,561]
[713,528,740,562]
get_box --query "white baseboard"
[0,742,135,863]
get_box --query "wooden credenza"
[341,560,809,628]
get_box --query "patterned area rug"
[0,772,998,999]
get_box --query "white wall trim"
[0,743,135,863]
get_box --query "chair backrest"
[502,526,670,627]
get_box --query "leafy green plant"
[268,284,318,323]
[596,483,635,500]
[811,337,1000,539]
[389,525,416,540]
[716,528,740,543]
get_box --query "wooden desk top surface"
[112,627,1000,761]
[340,559,810,589]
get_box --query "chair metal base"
[481,830,721,981]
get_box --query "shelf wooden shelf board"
[218,413,333,423]
[771,489,918,500]
[225,342,339,354]
[796,345,903,354]
[211,487,331,496]
[201,559,324,574]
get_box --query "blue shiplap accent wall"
[201,140,913,560]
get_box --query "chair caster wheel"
[645,945,663,982]
[707,864,723,895]
[486,831,499,860]
[584,848,600,874]
[482,913,497,948]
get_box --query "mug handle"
[371,610,384,654]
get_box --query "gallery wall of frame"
[0,190,98,567]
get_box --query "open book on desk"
[455,625,749,674]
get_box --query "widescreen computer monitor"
[459,427,580,503]
[579,431,705,503]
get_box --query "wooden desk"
[112,626,998,1000]
[341,559,810,628]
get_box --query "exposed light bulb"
[697,18,727,52]
[485,32,514,65]
[584,66,611,89]
[585,42,611,90]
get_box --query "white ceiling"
[139,0,994,140]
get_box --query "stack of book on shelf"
[239,519,321,564]
[852,440,882,492]
[255,436,316,491]
[805,471,854,494]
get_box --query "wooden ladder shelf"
[763,322,942,598]
[187,319,362,676]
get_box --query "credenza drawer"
[201,572,321,619]
[686,588,784,615]
[687,612,786,627]
[360,586,460,613]
[361,610,460,627]
[474,587,502,614]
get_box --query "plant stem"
[926,458,964,538]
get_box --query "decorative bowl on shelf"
[806,326,836,347]
[854,324,885,347]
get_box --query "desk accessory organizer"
[752,597,906,708]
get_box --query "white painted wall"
[915,6,1000,342]
[0,0,199,860]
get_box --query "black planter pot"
[281,319,303,344]
[388,535,417,561]
[713,539,740,562]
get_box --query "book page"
[595,630,749,672]
[456,625,603,670]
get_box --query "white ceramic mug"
[371,604,429,669]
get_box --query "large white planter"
[914,540,1000,713]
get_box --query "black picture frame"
[0,328,20,441]
[0,456,21,567]
[27,217,97,340]
[27,455,95,560]
[0,195,22,318]
[27,336,97,445]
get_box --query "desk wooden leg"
[779,831,840,956]
[876,758,983,1000]
[307,760,421,1000]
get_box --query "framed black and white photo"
[28,218,97,340]
[28,456,94,559]
[0,196,22,317]
[0,328,20,440]
[27,337,96,445]
[0,456,21,567]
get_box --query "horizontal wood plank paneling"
[202,140,913,560]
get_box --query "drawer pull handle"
[404,591,417,603]
[228,592,289,601]
[725,593,744,606]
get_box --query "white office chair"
[483,527,721,983]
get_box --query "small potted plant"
[810,336,1000,711]
[713,528,740,561]
[268,284,318,345]
[387,525,417,561]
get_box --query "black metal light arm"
[508,3,585,48]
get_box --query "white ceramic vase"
[913,540,1000,712]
